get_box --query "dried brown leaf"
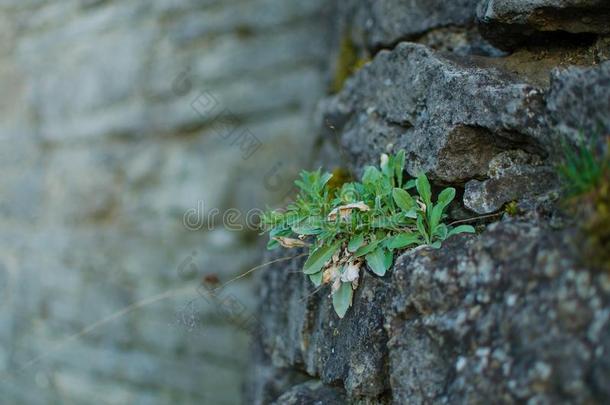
[327,202,371,221]
[273,237,310,248]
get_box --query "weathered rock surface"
[547,61,610,145]
[324,42,550,184]
[272,381,347,405]
[464,150,559,214]
[477,0,610,50]
[249,1,610,403]
[388,220,610,404]
[416,26,505,57]
[250,220,610,403]
[337,0,480,51]
[322,42,609,214]
[256,250,390,400]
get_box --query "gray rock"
[272,381,347,405]
[464,150,559,214]
[416,26,505,57]
[389,220,610,404]
[256,250,391,400]
[251,220,610,403]
[322,42,609,213]
[324,42,549,184]
[245,337,310,405]
[248,2,610,405]
[547,61,610,145]
[338,0,480,50]
[477,0,610,50]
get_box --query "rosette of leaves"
[261,152,474,318]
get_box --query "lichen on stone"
[330,34,370,94]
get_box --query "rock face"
[254,250,390,399]
[325,42,551,184]
[250,221,610,403]
[338,0,480,50]
[387,221,609,404]
[547,61,610,145]
[463,150,558,214]
[272,381,347,405]
[477,0,610,50]
[248,0,610,403]
[323,42,609,214]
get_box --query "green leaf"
[366,247,391,276]
[383,248,393,269]
[447,224,476,237]
[339,183,358,203]
[404,208,418,219]
[266,238,280,250]
[394,150,406,187]
[437,187,456,209]
[348,234,365,252]
[291,225,322,235]
[362,166,382,185]
[353,240,380,257]
[371,215,404,229]
[303,240,341,275]
[433,223,448,241]
[405,179,416,190]
[332,282,353,319]
[416,214,429,244]
[416,173,432,207]
[320,172,333,188]
[387,233,422,249]
[392,188,415,211]
[430,204,444,233]
[374,195,382,210]
[430,241,442,249]
[309,271,323,287]
[270,227,291,237]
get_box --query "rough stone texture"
[415,26,505,57]
[388,220,610,404]
[255,250,390,400]
[337,0,480,51]
[250,221,610,404]
[477,0,610,50]
[321,42,608,205]
[0,0,330,403]
[464,150,559,214]
[324,42,551,183]
[272,381,347,405]
[249,1,610,403]
[547,61,610,145]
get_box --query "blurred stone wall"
[0,0,330,403]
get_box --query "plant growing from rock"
[557,133,610,271]
[261,152,475,318]
[557,133,610,197]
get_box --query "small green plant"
[557,133,610,272]
[504,201,521,216]
[261,152,475,318]
[557,133,610,197]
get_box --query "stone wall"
[248,1,610,404]
[0,0,330,403]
